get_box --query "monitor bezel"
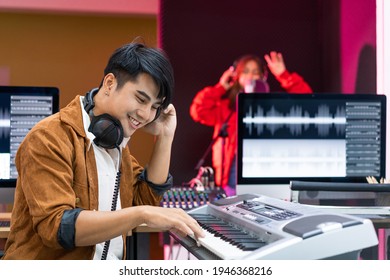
[236,92,387,185]
[0,85,59,188]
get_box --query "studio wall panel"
[159,0,334,185]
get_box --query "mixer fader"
[160,186,226,210]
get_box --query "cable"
[101,147,122,260]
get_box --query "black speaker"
[83,88,124,149]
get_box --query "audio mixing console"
[160,186,226,210]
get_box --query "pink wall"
[340,0,376,93]
[0,0,158,15]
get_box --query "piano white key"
[190,229,252,259]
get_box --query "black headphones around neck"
[83,88,164,149]
[83,88,124,149]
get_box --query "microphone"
[244,79,270,93]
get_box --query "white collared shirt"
[80,96,130,260]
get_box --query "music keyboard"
[171,194,378,260]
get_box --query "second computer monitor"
[0,86,59,183]
[236,92,386,200]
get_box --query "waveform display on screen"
[243,104,346,138]
[0,107,10,140]
[242,139,347,178]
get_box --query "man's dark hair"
[102,42,174,109]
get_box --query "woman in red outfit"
[189,51,313,196]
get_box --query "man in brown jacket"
[2,42,204,260]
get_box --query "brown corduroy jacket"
[2,95,163,259]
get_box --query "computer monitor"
[236,92,387,201]
[0,86,59,202]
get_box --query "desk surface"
[357,214,390,228]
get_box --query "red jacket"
[190,70,312,188]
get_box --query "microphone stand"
[194,111,234,186]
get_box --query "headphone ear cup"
[88,114,124,149]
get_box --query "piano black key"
[205,222,231,227]
[201,224,236,232]
[220,231,249,236]
[197,220,219,225]
[206,227,236,233]
[201,223,231,230]
[214,231,244,238]
[200,223,231,229]
[190,214,218,220]
[190,213,268,254]
[208,226,234,233]
[220,234,250,241]
[211,228,241,231]
[214,230,242,236]
[229,238,261,244]
[200,219,227,223]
